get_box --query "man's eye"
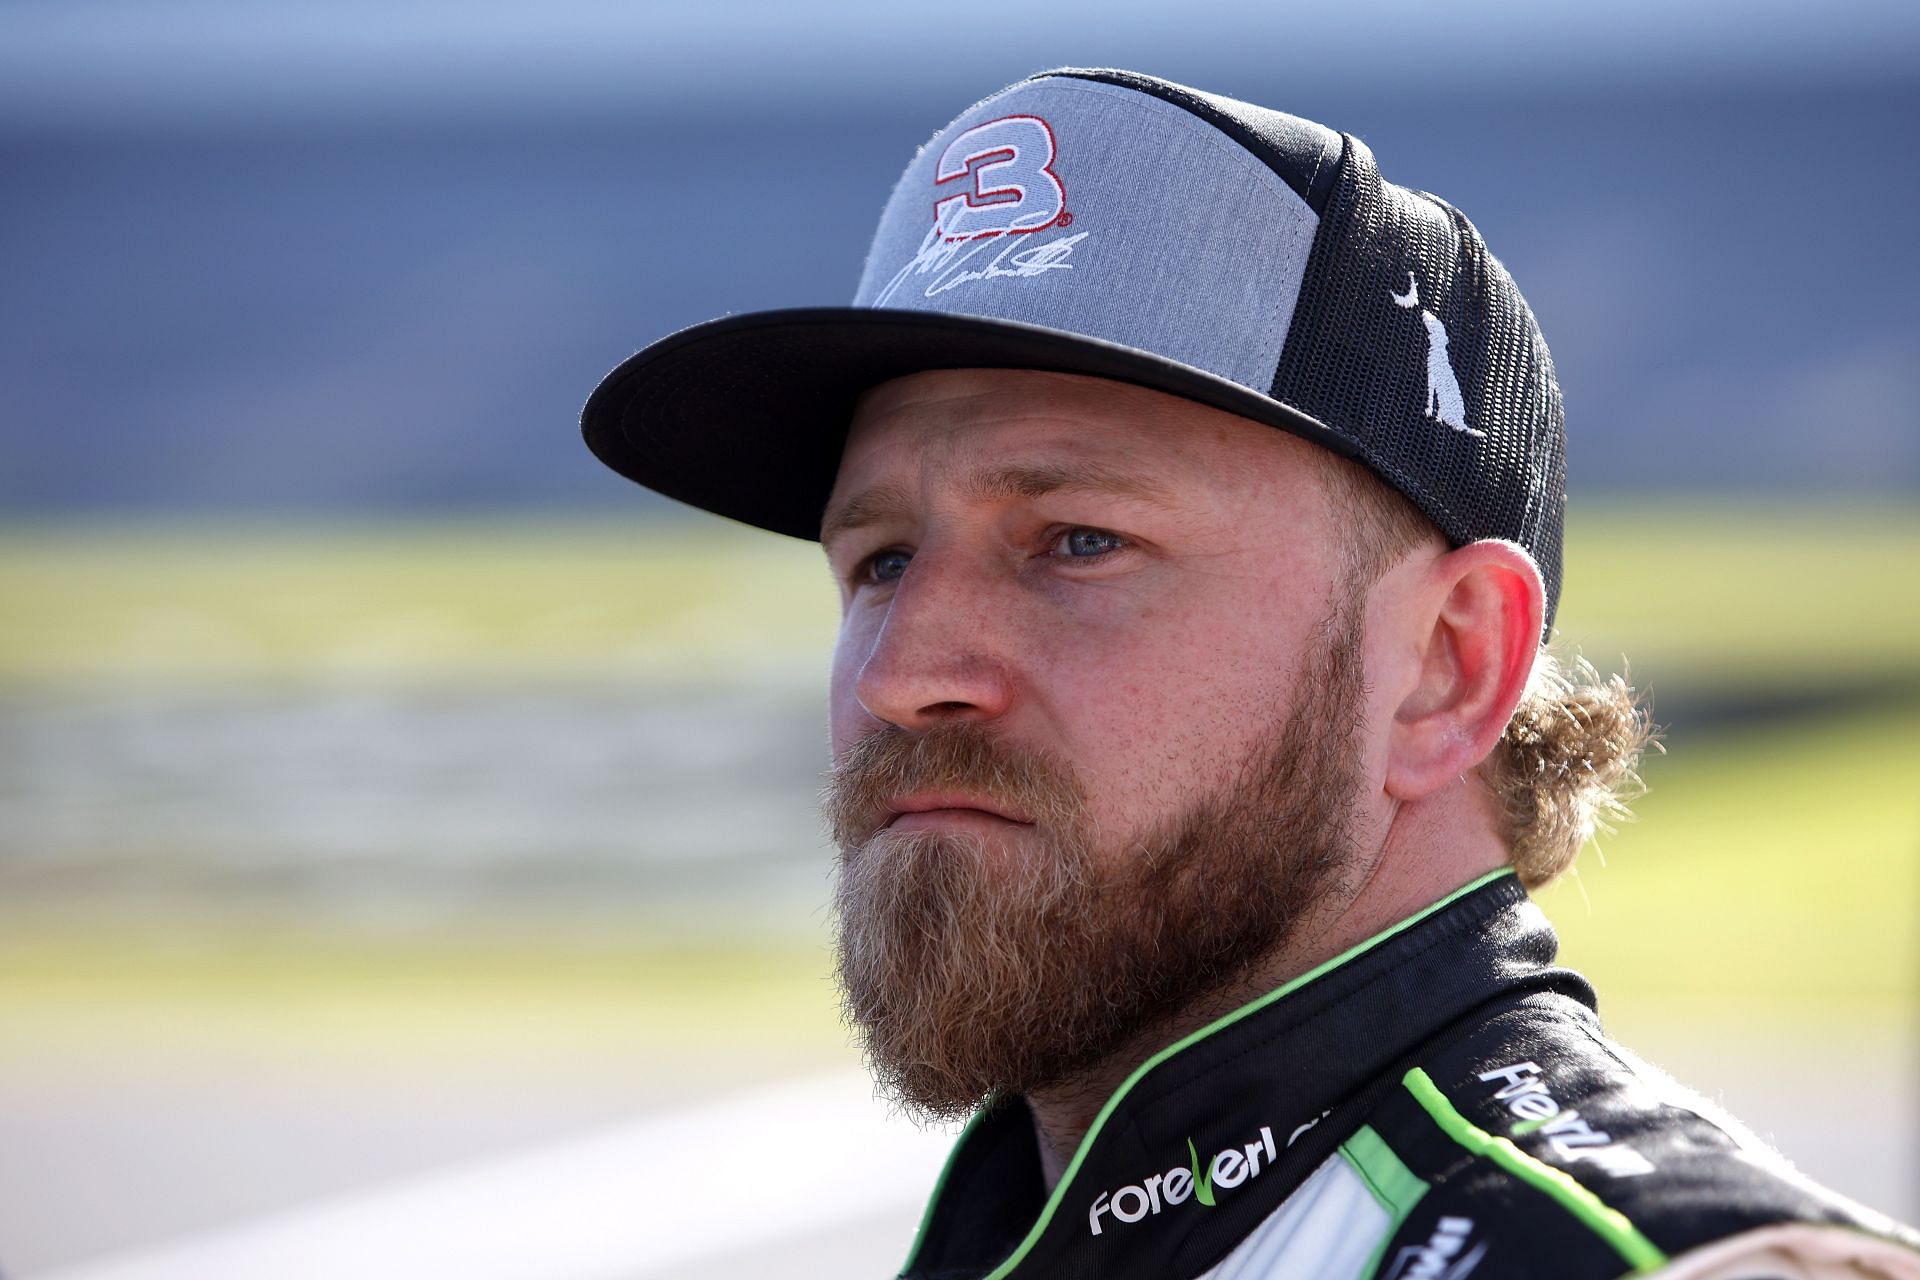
[864,549,912,583]
[1053,528,1129,559]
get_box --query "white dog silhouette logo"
[1391,273,1482,438]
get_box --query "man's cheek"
[828,628,876,754]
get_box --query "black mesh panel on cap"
[1271,136,1566,632]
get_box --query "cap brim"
[582,308,1354,541]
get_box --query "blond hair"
[1313,452,1654,887]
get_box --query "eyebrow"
[820,460,1181,546]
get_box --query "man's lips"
[882,792,1034,829]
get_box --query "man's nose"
[852,549,1015,730]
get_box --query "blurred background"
[1,2,1916,1276]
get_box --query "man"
[581,69,1920,1279]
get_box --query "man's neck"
[1024,963,1296,1189]
[1025,833,1509,1189]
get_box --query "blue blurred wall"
[2,4,1915,512]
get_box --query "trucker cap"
[582,68,1568,629]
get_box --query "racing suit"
[896,870,1920,1279]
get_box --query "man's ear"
[1385,540,1544,802]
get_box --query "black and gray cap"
[583,68,1568,628]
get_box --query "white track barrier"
[39,1071,956,1280]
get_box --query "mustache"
[823,722,1088,850]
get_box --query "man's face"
[820,369,1378,1116]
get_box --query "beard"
[823,594,1369,1122]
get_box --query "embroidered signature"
[873,224,1088,306]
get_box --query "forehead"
[826,369,1326,526]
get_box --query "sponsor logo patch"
[1087,1124,1279,1235]
[1384,1216,1487,1280]
[872,113,1084,306]
[1478,1061,1655,1177]
[1391,272,1481,438]
[931,115,1067,243]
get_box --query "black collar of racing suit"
[899,868,1595,1280]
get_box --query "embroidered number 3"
[932,115,1066,242]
